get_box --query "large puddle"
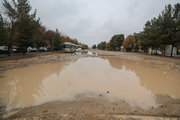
[0,56,180,111]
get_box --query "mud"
[0,50,180,120]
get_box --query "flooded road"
[0,56,180,112]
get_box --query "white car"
[27,47,38,52]
[0,46,8,54]
[0,46,8,51]
[151,50,162,55]
[39,47,47,51]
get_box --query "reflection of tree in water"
[0,59,77,110]
[106,57,180,98]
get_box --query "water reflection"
[0,60,73,111]
[33,57,158,110]
[0,57,179,111]
[107,57,180,99]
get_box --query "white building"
[165,45,178,56]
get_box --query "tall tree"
[123,35,136,51]
[54,29,62,51]
[15,0,38,54]
[97,41,106,50]
[92,44,97,49]
[173,3,180,51]
[0,14,8,46]
[3,0,17,56]
[33,22,46,50]
[44,30,56,51]
[109,34,124,50]
[161,4,175,57]
[137,3,180,56]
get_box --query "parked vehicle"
[27,47,38,52]
[0,46,8,54]
[27,47,32,52]
[151,50,162,55]
[63,42,76,53]
[76,45,82,52]
[39,47,47,52]
[12,46,18,52]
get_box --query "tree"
[44,30,56,51]
[136,3,180,56]
[15,0,39,54]
[106,42,110,50]
[81,44,88,49]
[173,3,180,55]
[32,20,46,51]
[97,41,106,50]
[109,34,124,50]
[54,29,62,51]
[92,44,97,49]
[160,4,175,57]
[0,14,8,46]
[133,33,141,51]
[2,0,18,56]
[138,32,150,53]
[123,35,136,51]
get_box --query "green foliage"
[136,3,180,56]
[33,21,46,49]
[1,0,86,55]
[15,0,38,54]
[2,0,18,55]
[98,41,106,50]
[109,34,124,50]
[54,29,62,51]
[0,14,8,45]
[81,44,88,49]
[92,44,97,49]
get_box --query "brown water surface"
[0,57,179,111]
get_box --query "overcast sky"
[28,0,179,46]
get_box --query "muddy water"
[0,57,180,111]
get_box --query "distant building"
[165,45,177,56]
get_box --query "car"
[12,46,18,52]
[31,48,38,52]
[151,50,162,55]
[27,47,33,52]
[76,45,82,52]
[0,46,8,54]
[39,47,47,52]
[27,47,38,52]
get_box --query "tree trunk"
[170,45,174,57]
[8,45,11,56]
[8,44,12,56]
[131,44,134,52]
[164,45,166,56]
[8,21,15,56]
[22,47,27,55]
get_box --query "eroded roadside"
[0,50,180,120]
[94,50,180,70]
[0,52,88,73]
[5,94,180,120]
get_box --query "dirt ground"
[0,52,88,73]
[0,50,180,120]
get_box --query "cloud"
[29,0,179,46]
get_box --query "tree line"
[0,0,88,56]
[95,3,180,57]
